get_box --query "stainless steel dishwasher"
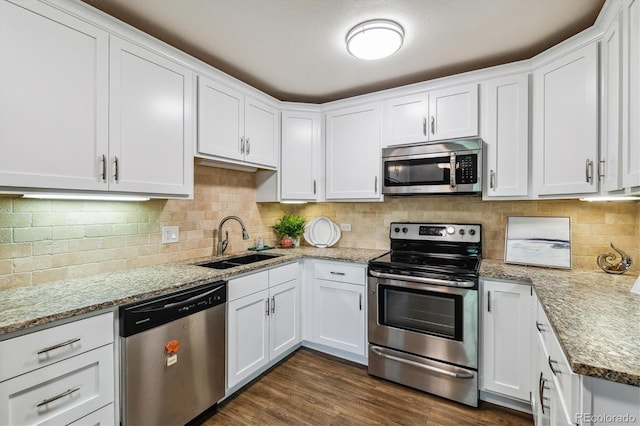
[119,280,227,426]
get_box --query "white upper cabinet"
[0,1,193,197]
[532,43,598,196]
[325,102,382,200]
[280,110,322,201]
[429,84,479,141]
[483,74,530,198]
[197,75,278,169]
[382,84,478,147]
[0,0,109,191]
[601,7,623,193]
[109,36,194,196]
[623,0,640,189]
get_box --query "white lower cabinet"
[532,294,640,425]
[227,263,300,389]
[311,261,366,357]
[68,403,115,426]
[0,312,115,426]
[480,279,532,402]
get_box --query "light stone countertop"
[1,251,638,388]
[480,259,640,387]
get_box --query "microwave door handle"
[449,152,457,188]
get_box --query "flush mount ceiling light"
[346,19,404,60]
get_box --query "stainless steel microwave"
[381,138,483,195]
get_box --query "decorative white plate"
[304,216,340,248]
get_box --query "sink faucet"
[217,216,250,256]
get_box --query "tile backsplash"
[1,165,638,289]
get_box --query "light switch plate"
[340,223,352,231]
[162,226,179,244]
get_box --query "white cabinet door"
[533,334,552,426]
[280,110,322,200]
[312,279,365,356]
[269,279,300,358]
[0,0,109,190]
[484,74,529,197]
[244,96,278,167]
[533,43,598,196]
[325,102,382,200]
[383,93,429,146]
[481,279,532,401]
[623,0,640,188]
[428,84,478,141]
[601,9,623,193]
[109,36,193,196]
[197,76,244,162]
[227,289,269,388]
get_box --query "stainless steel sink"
[198,253,283,270]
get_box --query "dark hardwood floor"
[199,348,533,425]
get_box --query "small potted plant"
[272,214,306,248]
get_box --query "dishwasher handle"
[120,280,227,337]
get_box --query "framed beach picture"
[504,216,572,269]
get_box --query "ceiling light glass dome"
[346,19,404,60]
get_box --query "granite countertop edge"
[1,251,638,388]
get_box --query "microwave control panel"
[457,154,478,184]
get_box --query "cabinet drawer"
[0,344,114,426]
[67,403,114,425]
[314,261,365,285]
[269,262,298,287]
[228,270,269,301]
[0,312,113,381]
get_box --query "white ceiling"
[82,0,605,103]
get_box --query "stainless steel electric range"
[367,222,482,407]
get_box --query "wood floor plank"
[199,348,533,425]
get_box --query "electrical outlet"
[340,223,352,231]
[162,226,179,243]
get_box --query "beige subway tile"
[0,213,31,227]
[0,272,31,290]
[32,212,67,226]
[14,255,52,272]
[126,211,149,223]
[32,268,68,284]
[13,199,51,212]
[1,242,32,258]
[33,240,69,256]
[13,227,50,243]
[85,225,114,237]
[0,229,11,244]
[0,199,12,212]
[68,239,100,252]
[0,259,12,275]
[113,224,138,236]
[126,234,150,246]
[52,226,85,240]
[67,263,102,279]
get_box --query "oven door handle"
[369,270,475,288]
[371,347,475,379]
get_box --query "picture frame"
[504,216,572,269]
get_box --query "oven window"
[379,285,463,341]
[383,157,450,186]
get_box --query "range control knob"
[469,229,476,236]
[402,227,408,233]
[394,227,400,233]
[459,229,466,235]
[446,226,455,235]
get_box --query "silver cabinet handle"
[240,137,245,154]
[271,296,275,314]
[266,299,270,316]
[422,117,427,136]
[449,152,457,188]
[586,159,593,183]
[37,338,81,355]
[330,271,346,276]
[371,346,474,379]
[374,176,378,194]
[246,137,250,155]
[535,321,545,333]
[487,291,491,312]
[430,116,435,134]
[489,169,495,189]
[359,293,362,311]
[548,356,560,375]
[539,372,548,414]
[113,156,119,182]
[599,160,605,181]
[100,155,106,182]
[313,179,317,195]
[37,386,80,407]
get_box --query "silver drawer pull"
[535,321,545,332]
[37,338,81,355]
[548,356,561,375]
[37,386,80,407]
[330,271,346,276]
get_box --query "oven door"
[367,273,478,369]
